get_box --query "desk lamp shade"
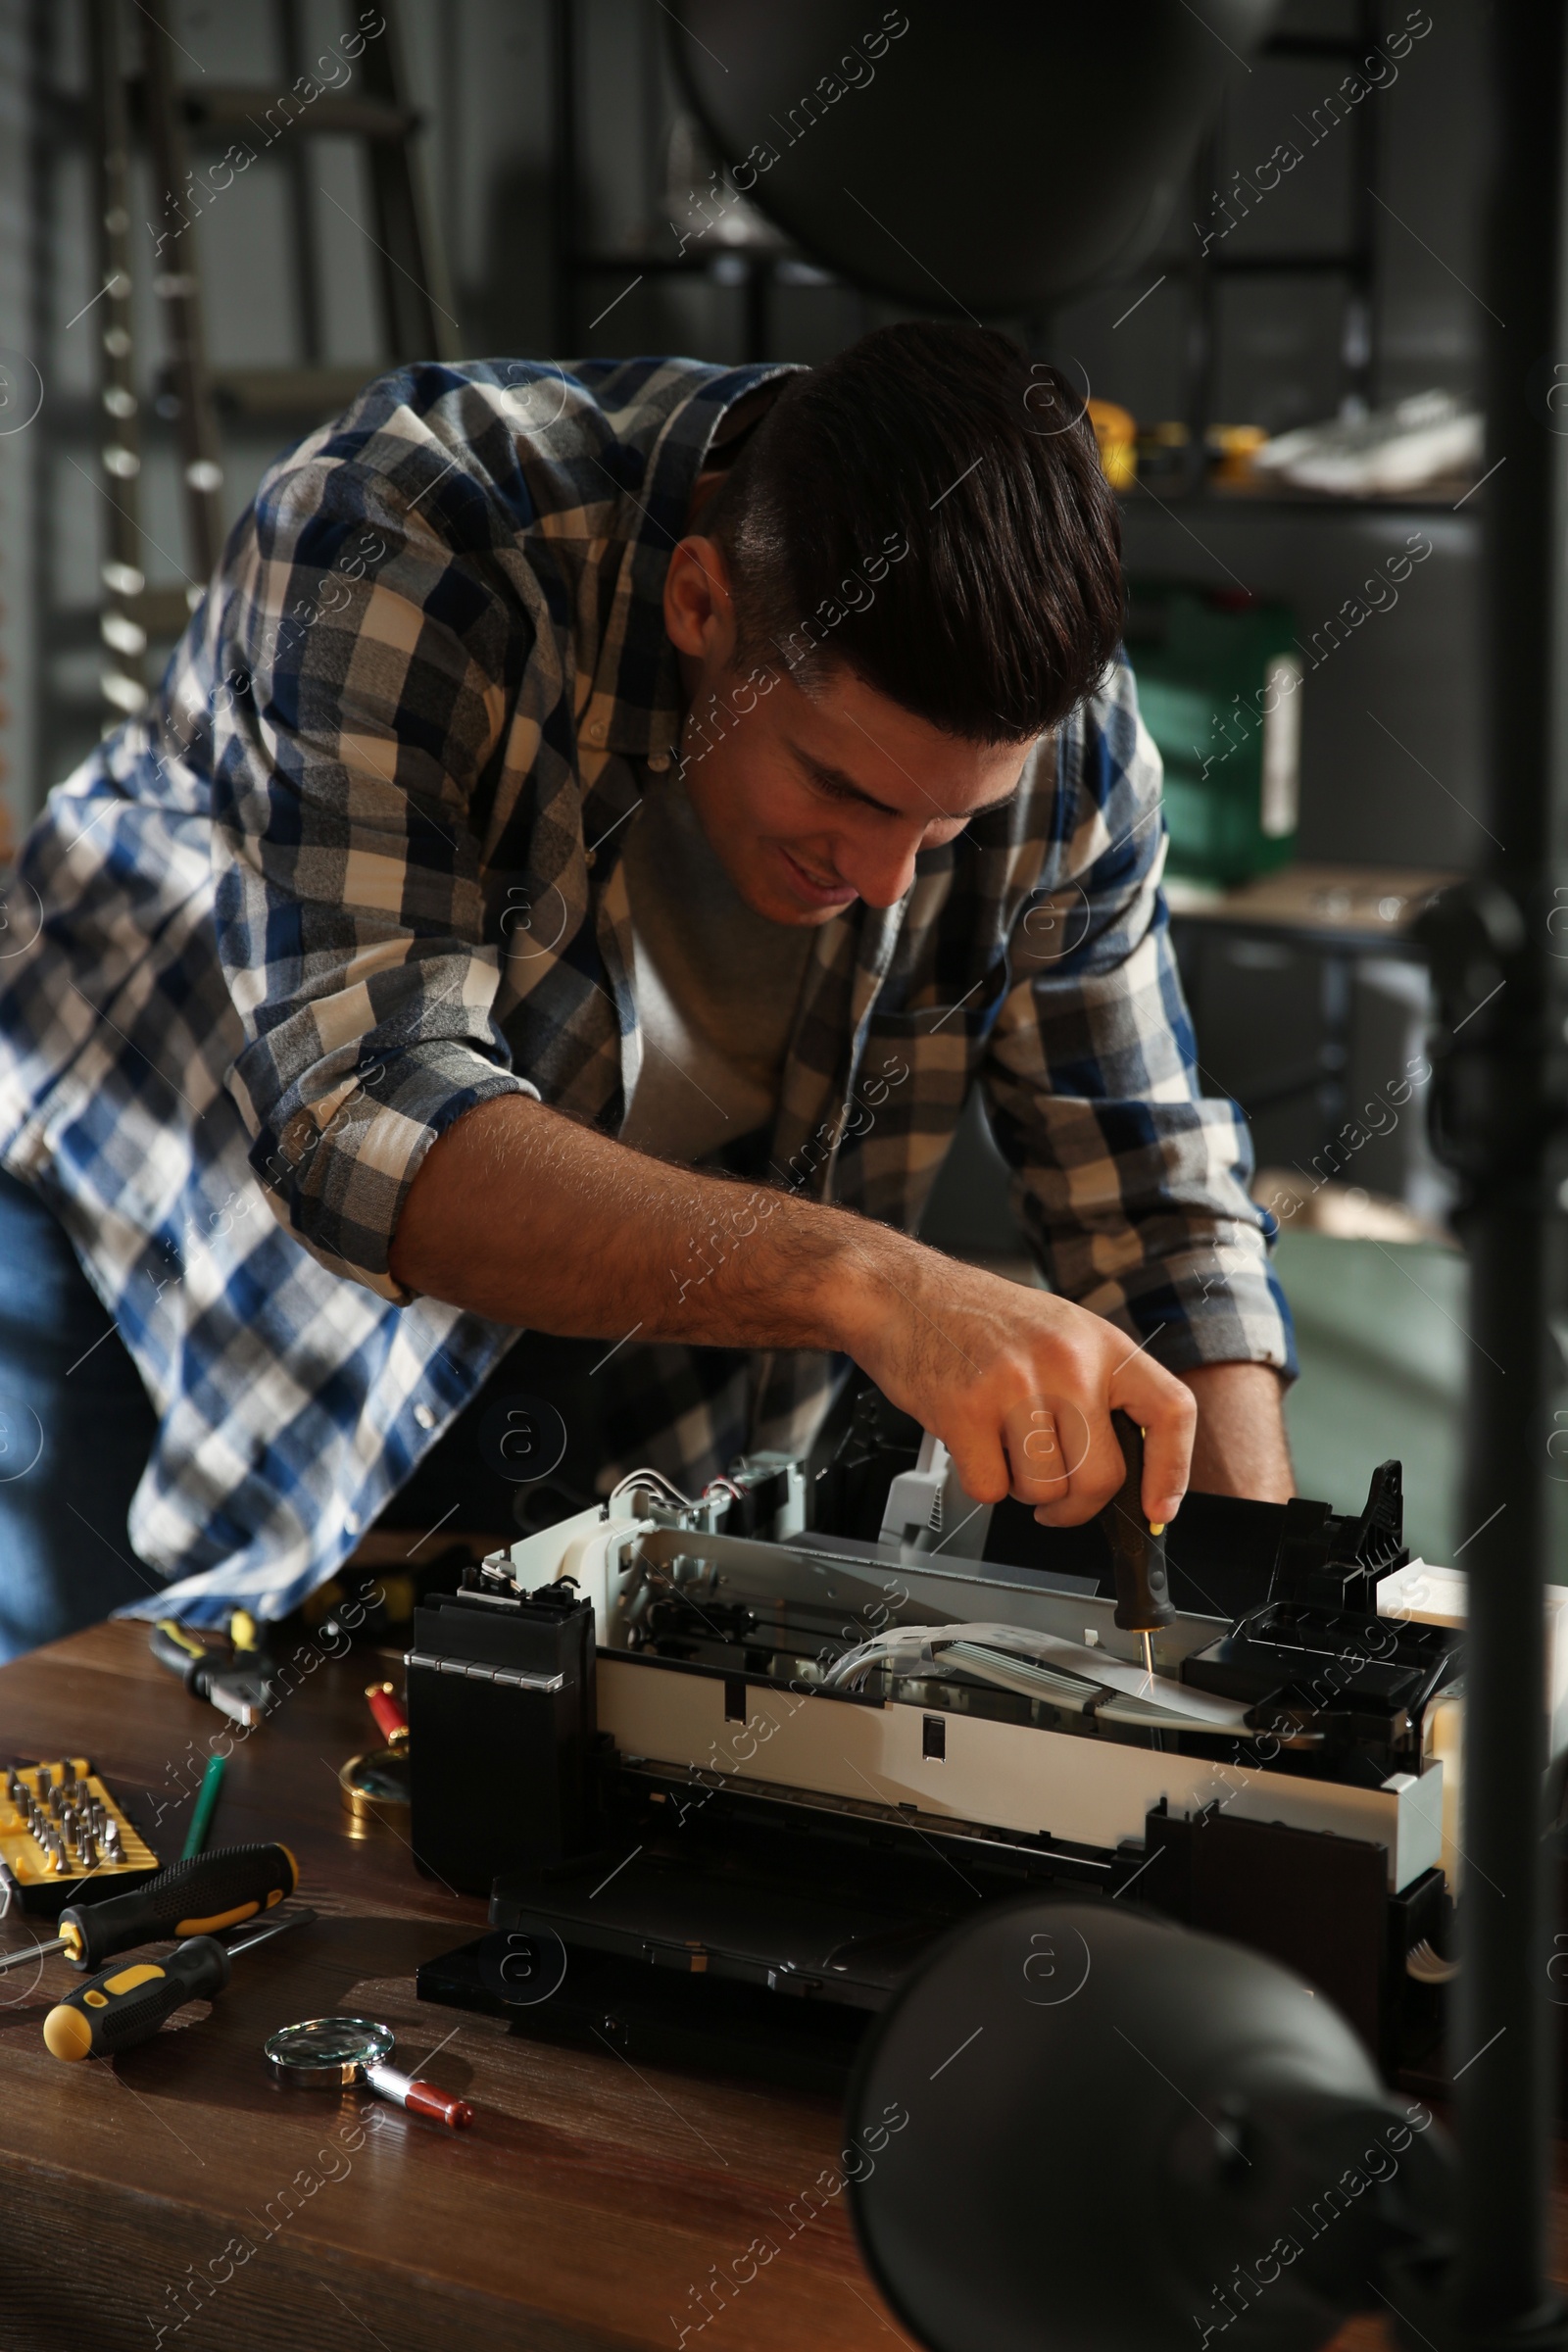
[665,2,1280,314]
[844,1900,1451,2352]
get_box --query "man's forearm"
[385,1095,1202,1529]
[388,1095,873,1350]
[1179,1360,1295,1501]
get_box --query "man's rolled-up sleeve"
[981,659,1297,1378]
[208,431,548,1299]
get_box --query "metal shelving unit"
[1176,8,1386,493]
[546,0,1453,524]
[27,0,455,783]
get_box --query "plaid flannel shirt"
[0,355,1294,1625]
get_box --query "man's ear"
[663,534,735,662]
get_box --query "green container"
[1124,583,1301,888]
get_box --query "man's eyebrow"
[790,744,1023,822]
[968,779,1026,816]
[791,747,902,813]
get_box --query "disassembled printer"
[411,1388,1508,2086]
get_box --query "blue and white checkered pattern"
[0,355,1293,1624]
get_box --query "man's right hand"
[387,1096,1195,1529]
[837,1236,1195,1529]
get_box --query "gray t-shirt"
[618,773,815,1165]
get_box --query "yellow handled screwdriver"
[0,1842,297,1976]
[43,1906,317,2062]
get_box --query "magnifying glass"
[265,2015,473,2129]
[337,1747,410,1833]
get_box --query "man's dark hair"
[704,321,1123,744]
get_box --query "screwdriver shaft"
[0,1935,67,1974]
[225,1905,317,1957]
[2,1903,314,1978]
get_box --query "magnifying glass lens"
[265,2015,394,2079]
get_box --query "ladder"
[84,0,458,722]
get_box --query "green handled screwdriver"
[0,1841,297,1976]
[43,1906,317,2062]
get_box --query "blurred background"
[0,0,1489,1557]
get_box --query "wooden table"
[0,1620,1547,2352]
[0,1621,896,2351]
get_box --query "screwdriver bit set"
[0,1757,159,1915]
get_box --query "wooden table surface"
[0,1618,1541,2352]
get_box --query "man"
[0,321,1294,1658]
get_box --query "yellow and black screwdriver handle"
[52,1842,297,1972]
[44,1936,233,2062]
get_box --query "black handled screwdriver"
[1101,1410,1177,1677]
[42,1906,317,2062]
[0,1841,297,1976]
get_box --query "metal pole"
[86,0,148,725]
[742,255,771,365]
[552,0,577,352]
[1183,123,1220,497]
[1342,0,1381,416]
[1422,5,1568,2343]
[278,0,324,365]
[138,0,225,581]
[360,0,461,363]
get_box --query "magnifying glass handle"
[365,1682,409,1748]
[365,2056,473,2129]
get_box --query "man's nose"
[837,830,923,908]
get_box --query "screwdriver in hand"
[1102,1410,1177,1680]
[43,1906,317,2062]
[0,1841,298,1976]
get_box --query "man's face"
[662,533,1029,926]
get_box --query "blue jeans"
[0,1168,162,1660]
[0,1169,611,1662]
